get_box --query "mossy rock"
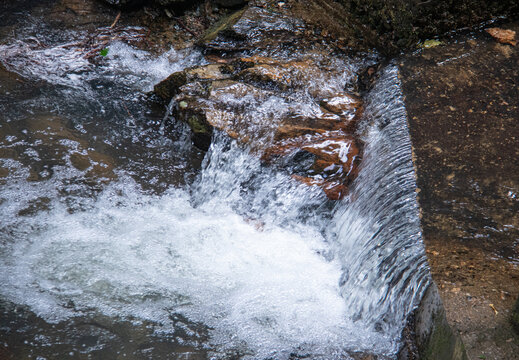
[187,115,213,151]
[154,71,188,100]
[406,283,468,360]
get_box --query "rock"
[100,0,204,9]
[486,28,517,46]
[156,0,199,6]
[200,7,306,55]
[213,0,248,8]
[157,51,365,199]
[263,136,362,200]
[320,93,363,129]
[198,8,247,44]
[154,64,231,100]
[236,58,318,90]
[174,79,273,149]
[100,0,147,9]
[155,5,365,199]
[511,296,519,334]
[339,0,519,54]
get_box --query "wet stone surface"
[400,21,519,360]
[155,6,369,199]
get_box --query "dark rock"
[99,0,147,9]
[154,64,231,100]
[156,0,197,6]
[200,7,307,56]
[213,0,248,8]
[339,0,519,54]
[400,284,467,360]
[99,0,203,10]
[512,296,519,334]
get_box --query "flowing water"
[0,4,430,359]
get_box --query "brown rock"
[236,59,317,90]
[154,64,232,100]
[165,55,364,200]
[320,93,363,125]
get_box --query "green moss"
[187,115,212,135]
[422,312,467,360]
[422,39,442,48]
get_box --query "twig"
[111,11,121,29]
[174,17,197,37]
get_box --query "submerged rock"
[199,6,307,56]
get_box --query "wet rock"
[512,296,519,334]
[320,93,362,129]
[235,57,344,98]
[155,6,364,199]
[200,6,306,55]
[213,0,248,8]
[165,60,363,199]
[100,0,147,9]
[156,0,200,6]
[263,135,361,200]
[174,79,273,149]
[154,64,232,100]
[198,8,247,44]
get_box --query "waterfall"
[0,15,431,359]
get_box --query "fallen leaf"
[422,39,442,48]
[489,303,498,315]
[486,28,517,46]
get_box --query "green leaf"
[99,48,109,57]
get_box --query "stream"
[0,2,430,359]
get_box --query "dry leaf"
[489,303,498,315]
[486,28,517,46]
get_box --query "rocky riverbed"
[0,0,518,359]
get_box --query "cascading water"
[0,4,430,359]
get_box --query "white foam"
[0,39,204,91]
[0,178,368,358]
